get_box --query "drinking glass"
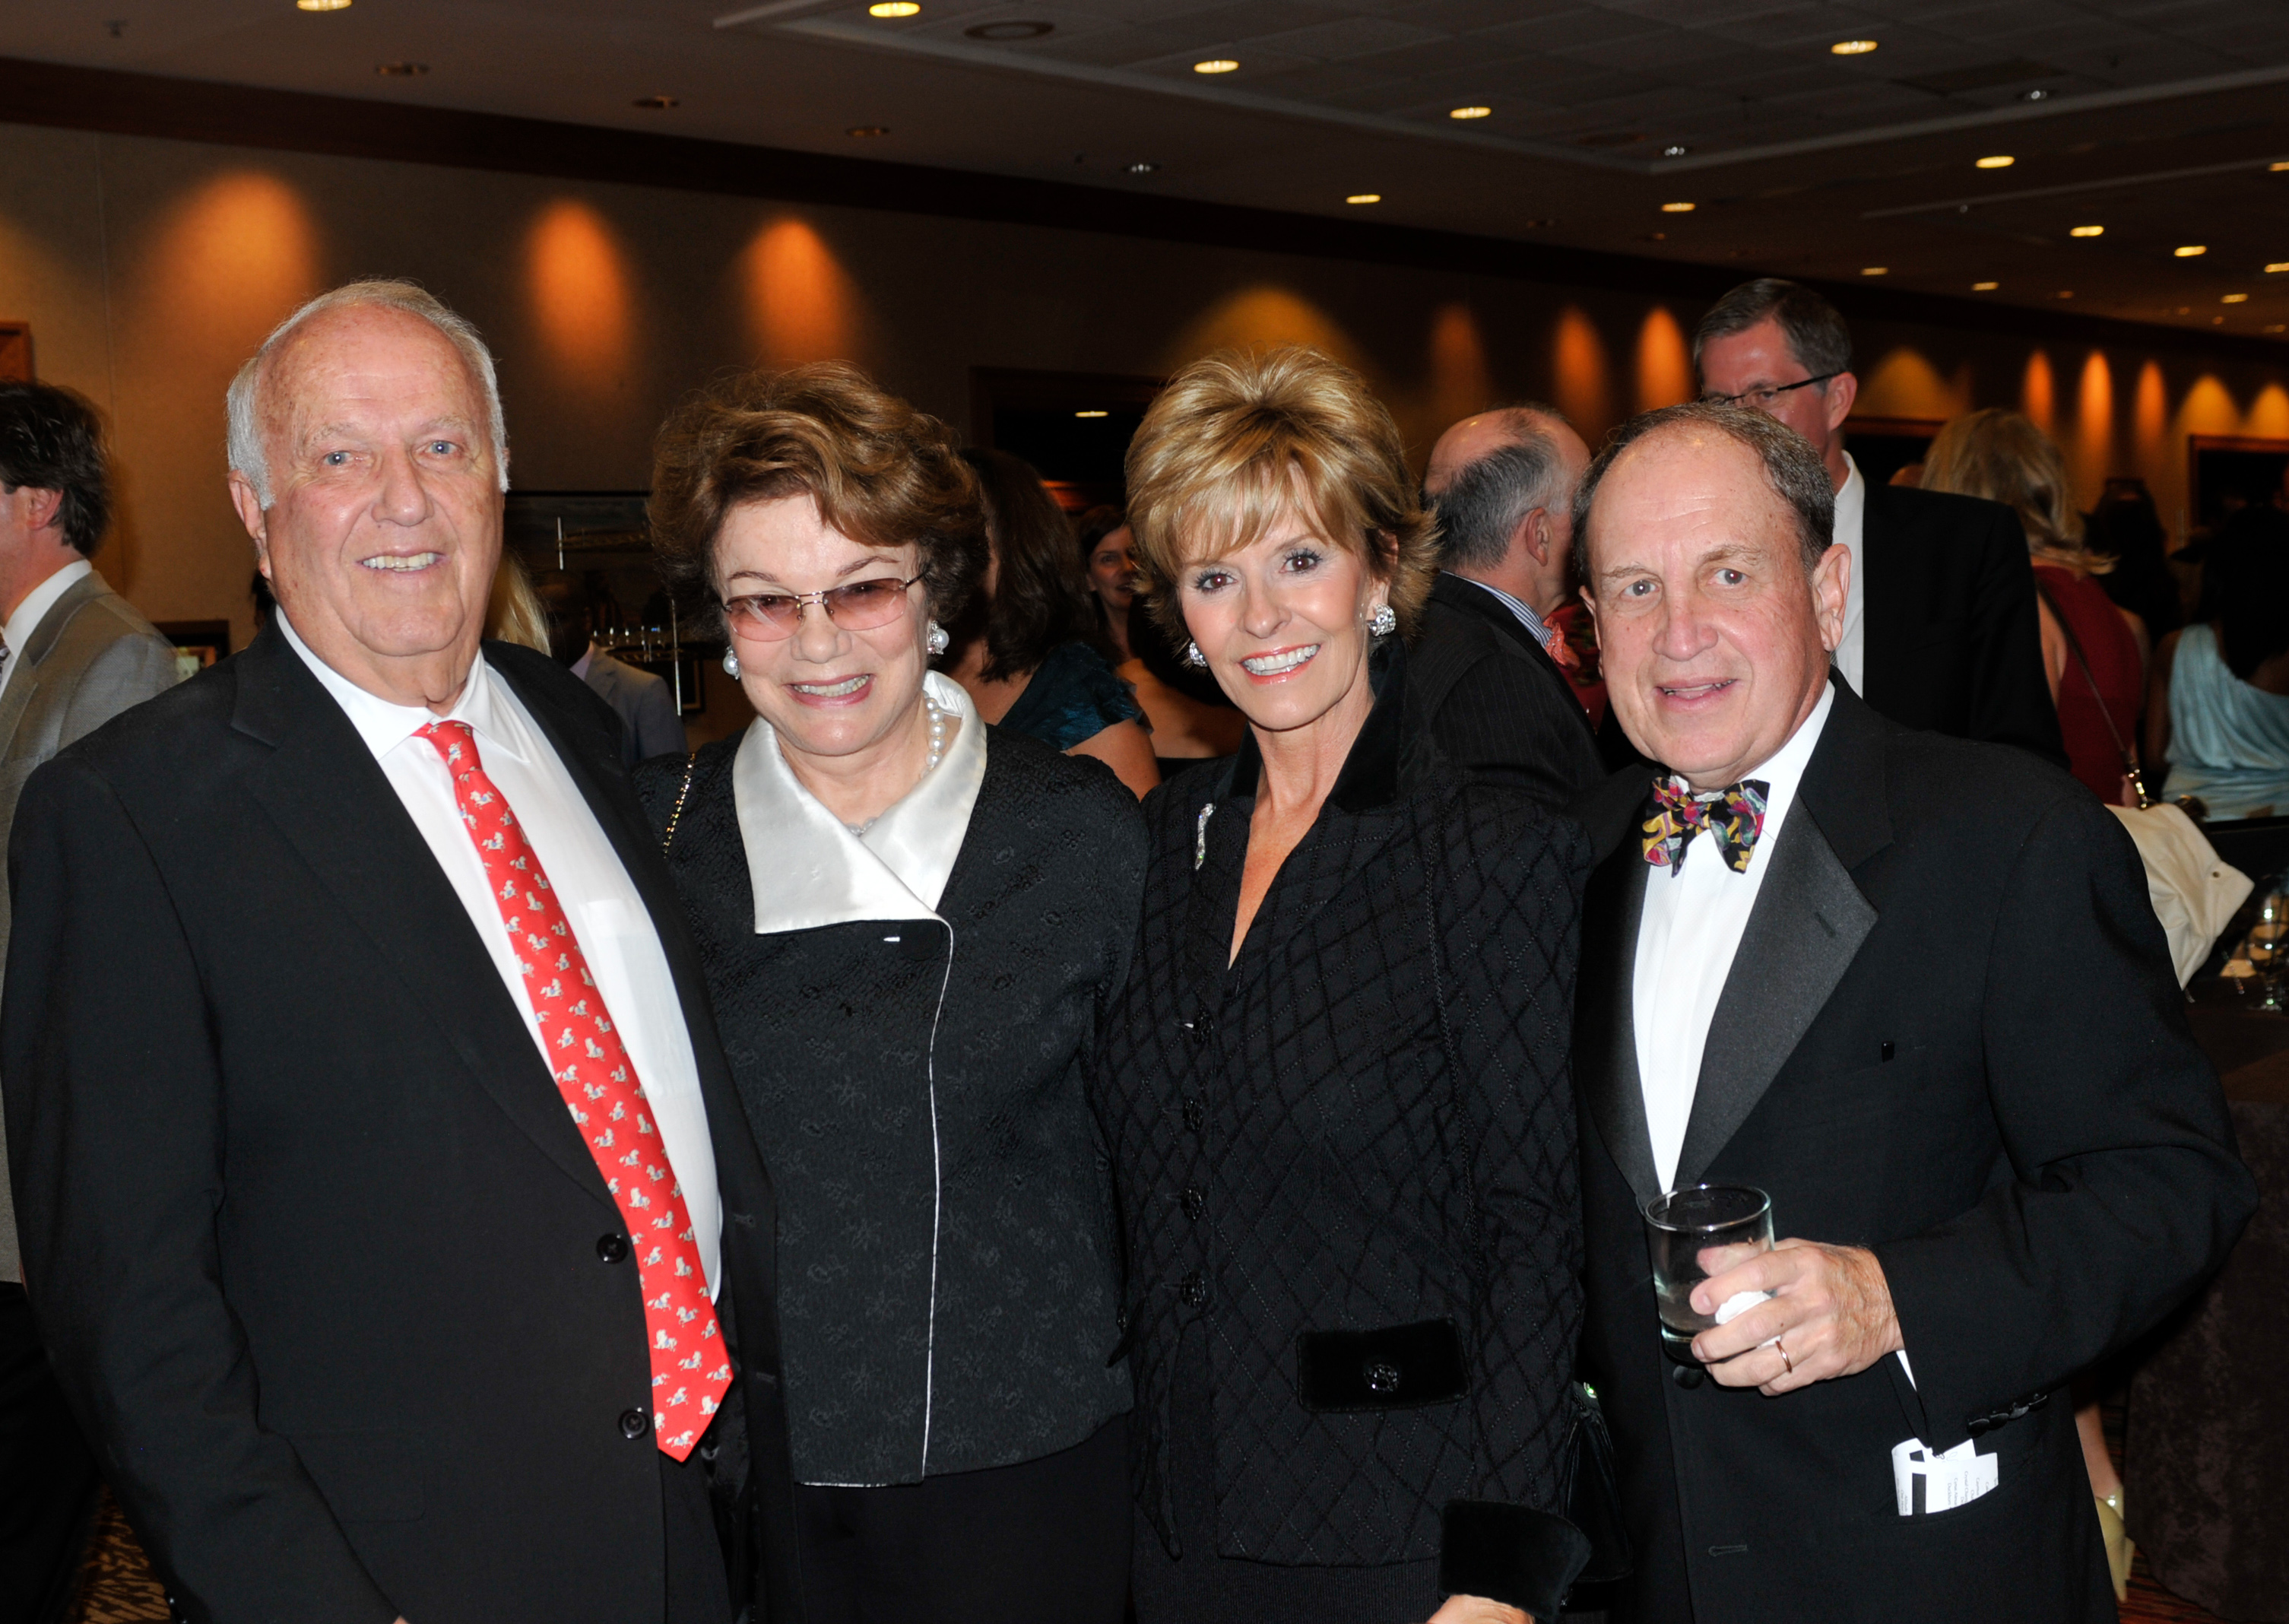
[2250,891,2288,1013]
[1644,1184,1774,1359]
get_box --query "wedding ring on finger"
[1775,1337,1793,1375]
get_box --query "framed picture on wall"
[157,619,230,684]
[0,322,30,382]
[971,368,1165,512]
[2189,436,2289,534]
[1841,415,1945,489]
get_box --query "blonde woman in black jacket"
[1092,347,1592,1624]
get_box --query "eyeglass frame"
[719,573,926,639]
[1701,370,1845,411]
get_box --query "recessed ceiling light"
[2177,306,2192,314]
[867,2,921,14]
[2175,244,2208,257]
[1976,155,2015,169]
[1973,281,1999,290]
[1831,39,1877,55]
[2268,324,2286,332]
[2069,224,2104,237]
[2268,262,2289,274]
[376,61,428,76]
[2273,161,2289,172]
[1862,266,1888,276]
[295,0,350,9]
[1194,59,1238,74]
[2019,87,2051,102]
[1450,106,1492,120]
[1660,201,1695,213]
[1126,160,1159,174]
[2224,293,2250,303]
[2056,290,2074,299]
[633,94,679,109]
[1346,193,1382,205]
[1074,410,1108,419]
[1662,144,1688,157]
[2214,316,2225,324]
[964,18,1051,39]
[846,125,890,137]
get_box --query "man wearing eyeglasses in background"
[1695,280,2065,765]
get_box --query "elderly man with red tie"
[2,281,797,1624]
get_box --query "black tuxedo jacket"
[1406,573,1604,807]
[1568,684,2251,1623]
[2,628,801,1624]
[1859,482,2066,766]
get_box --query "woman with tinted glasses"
[636,363,1144,1624]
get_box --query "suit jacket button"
[1188,1010,1216,1043]
[1365,1359,1402,1395]
[1672,1363,1704,1390]
[1183,1097,1206,1133]
[597,1233,629,1263]
[619,1407,650,1439]
[1180,1270,1208,1308]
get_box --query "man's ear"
[1811,541,1850,652]
[1515,509,1553,568]
[227,472,268,552]
[1822,371,1859,437]
[19,486,65,538]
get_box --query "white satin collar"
[733,671,987,934]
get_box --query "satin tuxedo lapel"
[230,631,616,1211]
[1577,844,1660,1207]
[1672,686,1891,1188]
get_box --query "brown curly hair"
[648,362,986,636]
[1123,346,1438,645]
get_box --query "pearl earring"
[721,649,741,679]
[927,620,950,656]
[1182,641,1208,668]
[1369,603,1397,639]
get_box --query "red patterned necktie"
[417,720,728,1460]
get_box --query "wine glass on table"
[2250,890,2288,1013]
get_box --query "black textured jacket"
[638,725,1142,1486]
[1089,654,1592,1611]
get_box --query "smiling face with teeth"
[715,494,937,807]
[1174,501,1390,747]
[230,303,502,711]
[1583,426,1847,791]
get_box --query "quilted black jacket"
[1089,654,1590,1603]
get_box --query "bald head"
[1423,404,1590,617]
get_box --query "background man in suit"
[0,382,179,1622]
[535,568,686,768]
[1695,279,2065,766]
[1566,400,2251,1622]
[1409,404,1605,804]
[3,281,796,1624]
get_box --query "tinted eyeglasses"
[1702,371,1843,411]
[721,574,924,640]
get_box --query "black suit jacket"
[1092,651,1592,1616]
[1568,684,2252,1623]
[1859,482,2066,766]
[2,627,801,1624]
[1406,573,1604,807]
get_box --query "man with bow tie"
[1564,399,2253,1623]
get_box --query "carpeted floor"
[65,1413,2239,1624]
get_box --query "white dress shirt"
[279,614,721,1295]
[1832,455,1867,696]
[0,557,92,705]
[1632,684,1835,1193]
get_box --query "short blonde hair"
[1922,408,2109,573]
[1124,346,1437,642]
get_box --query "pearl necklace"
[845,692,954,838]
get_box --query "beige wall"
[3,120,2286,662]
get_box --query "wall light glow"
[741,216,862,367]
[528,199,633,380]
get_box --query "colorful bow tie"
[1641,776,1770,875]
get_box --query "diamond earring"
[927,620,950,656]
[721,649,741,679]
[1182,641,1208,668]
[1369,603,1397,639]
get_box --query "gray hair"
[1691,278,1853,382]
[226,279,509,509]
[1574,400,1835,586]
[1427,404,1574,572]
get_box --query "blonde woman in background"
[1924,408,2148,806]
[487,550,550,654]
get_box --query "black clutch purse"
[1558,1378,1632,1587]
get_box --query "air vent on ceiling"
[965,19,1053,40]
[1896,59,2060,96]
